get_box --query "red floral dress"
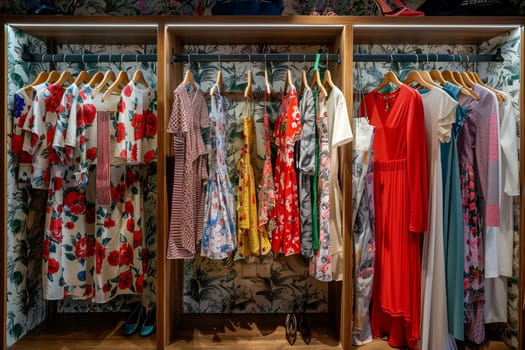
[271,87,302,256]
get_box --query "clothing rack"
[171,50,341,64]
[353,48,503,63]
[21,51,157,63]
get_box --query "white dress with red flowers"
[114,81,157,164]
[39,82,157,302]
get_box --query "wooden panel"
[351,16,525,45]
[1,19,7,350]
[334,24,354,350]
[517,27,525,349]
[4,16,158,45]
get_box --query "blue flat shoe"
[140,306,156,337]
[123,303,145,336]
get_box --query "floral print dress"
[201,86,237,259]
[271,86,302,256]
[237,101,270,257]
[257,92,276,239]
[36,81,155,302]
[309,94,332,281]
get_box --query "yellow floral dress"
[237,102,271,256]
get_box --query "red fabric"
[271,88,302,256]
[362,84,428,349]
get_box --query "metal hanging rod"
[171,50,341,64]
[353,48,503,63]
[22,52,157,63]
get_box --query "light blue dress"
[441,82,469,341]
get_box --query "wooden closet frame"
[1,15,525,350]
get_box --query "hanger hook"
[218,54,222,70]
[187,54,191,67]
[390,55,393,64]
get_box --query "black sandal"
[285,313,297,345]
[299,313,312,344]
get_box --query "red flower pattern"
[120,243,133,266]
[118,271,133,290]
[48,259,60,274]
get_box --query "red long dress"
[362,84,428,349]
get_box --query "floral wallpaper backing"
[6,27,48,347]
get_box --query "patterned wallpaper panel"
[6,27,48,348]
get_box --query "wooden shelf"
[4,16,159,45]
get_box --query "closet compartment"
[159,16,354,350]
[1,16,159,350]
[351,17,524,350]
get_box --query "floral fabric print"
[257,97,276,239]
[310,95,332,281]
[461,163,485,344]
[12,84,48,188]
[23,83,66,189]
[39,84,154,303]
[237,103,270,257]
[271,87,302,256]
[115,81,158,164]
[201,87,237,259]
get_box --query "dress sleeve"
[167,89,188,134]
[499,94,519,196]
[474,88,500,227]
[437,91,457,144]
[331,90,353,147]
[407,92,429,234]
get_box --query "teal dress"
[441,82,469,341]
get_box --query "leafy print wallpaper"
[6,27,48,347]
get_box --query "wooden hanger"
[299,68,309,97]
[210,65,224,96]
[419,70,442,88]
[322,68,335,94]
[22,71,48,95]
[264,65,271,95]
[131,69,148,88]
[283,67,295,95]
[443,70,479,100]
[45,70,60,83]
[371,71,402,93]
[403,70,435,90]
[182,69,197,91]
[430,69,447,85]
[73,71,91,86]
[102,70,129,101]
[468,71,506,102]
[309,70,328,97]
[56,70,74,87]
[92,69,116,97]
[87,71,104,88]
[459,71,476,88]
[454,71,480,100]
[244,69,253,100]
